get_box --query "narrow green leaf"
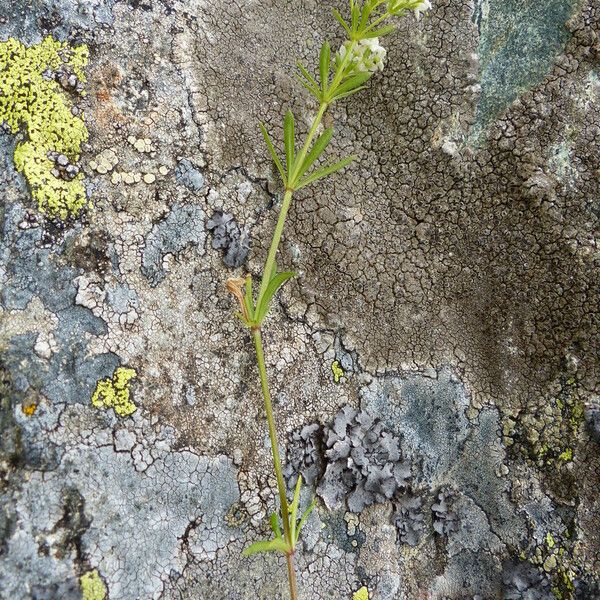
[255,271,296,324]
[295,498,317,544]
[330,86,368,102]
[332,8,351,34]
[296,127,333,182]
[269,259,277,282]
[242,538,290,557]
[284,110,295,176]
[296,74,321,100]
[243,274,254,320]
[270,512,282,538]
[350,2,360,31]
[297,62,319,91]
[296,156,356,190]
[259,123,287,185]
[289,475,303,543]
[332,72,372,99]
[319,42,331,93]
[364,24,396,38]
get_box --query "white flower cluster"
[337,37,387,74]
[413,0,432,20]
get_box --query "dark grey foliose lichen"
[431,488,458,536]
[393,493,425,547]
[502,560,553,600]
[316,406,411,513]
[206,211,249,268]
[584,407,600,443]
[284,423,323,489]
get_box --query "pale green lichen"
[91,367,137,417]
[353,586,369,600]
[331,360,344,384]
[80,570,107,600]
[0,36,89,220]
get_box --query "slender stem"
[252,329,298,600]
[256,188,294,307]
[286,553,298,598]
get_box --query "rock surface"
[1,0,599,599]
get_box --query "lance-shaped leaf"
[294,498,317,544]
[259,122,287,185]
[295,127,333,182]
[242,537,290,557]
[296,155,356,190]
[284,109,296,176]
[270,512,282,538]
[297,62,321,100]
[289,475,303,543]
[330,71,372,102]
[363,24,396,39]
[243,274,255,321]
[255,271,296,324]
[332,8,351,34]
[319,42,331,93]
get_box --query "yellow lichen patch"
[80,569,107,600]
[353,586,369,600]
[21,402,37,416]
[332,360,344,384]
[0,36,89,220]
[91,366,138,417]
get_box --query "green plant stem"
[252,328,298,600]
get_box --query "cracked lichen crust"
[0,37,89,220]
[1,0,600,598]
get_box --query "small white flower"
[337,37,387,74]
[414,0,432,20]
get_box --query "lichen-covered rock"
[317,407,411,513]
[1,0,599,597]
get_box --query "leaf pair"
[236,269,296,330]
[333,0,397,40]
[297,41,374,105]
[260,109,355,191]
[242,476,317,558]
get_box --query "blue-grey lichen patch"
[0,406,240,600]
[363,370,522,542]
[140,203,206,287]
[0,0,116,43]
[472,0,578,140]
[317,407,411,513]
[206,210,250,268]
[0,203,119,411]
[175,158,205,192]
[362,368,471,485]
